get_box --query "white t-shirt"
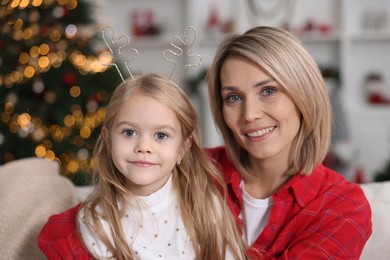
[239,180,274,246]
[78,176,195,259]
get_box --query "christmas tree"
[0,0,120,185]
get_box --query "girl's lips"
[244,126,276,137]
[130,160,156,167]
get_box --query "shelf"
[351,30,390,42]
[131,35,174,48]
[199,33,227,47]
[346,104,390,120]
[294,31,341,43]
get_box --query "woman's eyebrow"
[254,78,275,87]
[221,78,276,91]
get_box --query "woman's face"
[220,57,301,165]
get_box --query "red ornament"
[63,71,77,87]
[88,94,99,102]
[62,7,69,16]
[318,24,332,35]
[207,6,219,29]
[40,26,50,37]
[365,73,390,105]
[369,93,390,104]
[354,166,365,184]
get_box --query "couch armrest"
[0,157,79,260]
[360,181,390,260]
[76,185,94,202]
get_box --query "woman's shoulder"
[204,146,228,159]
[38,204,80,239]
[37,203,93,259]
[204,146,238,174]
[314,164,363,192]
[305,164,370,207]
[289,164,369,206]
[311,165,372,234]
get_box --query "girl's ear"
[179,135,192,160]
[184,135,193,152]
[101,127,108,141]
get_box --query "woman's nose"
[243,98,264,122]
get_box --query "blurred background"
[1,0,390,184]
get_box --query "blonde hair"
[80,73,247,259]
[207,26,332,176]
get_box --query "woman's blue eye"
[122,129,135,137]
[261,87,276,96]
[155,132,168,141]
[225,94,241,103]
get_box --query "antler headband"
[100,25,202,85]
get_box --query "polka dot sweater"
[78,176,195,259]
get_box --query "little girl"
[38,73,248,259]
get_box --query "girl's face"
[220,57,301,165]
[104,93,187,196]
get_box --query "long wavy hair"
[80,73,248,259]
[207,26,332,176]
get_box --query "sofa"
[0,157,389,259]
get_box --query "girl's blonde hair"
[207,26,332,176]
[80,73,247,259]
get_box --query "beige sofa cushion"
[360,181,390,260]
[0,157,79,260]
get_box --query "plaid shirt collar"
[215,147,326,208]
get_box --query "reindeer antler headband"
[100,26,202,85]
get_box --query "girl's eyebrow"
[115,121,132,128]
[221,78,276,91]
[115,121,177,132]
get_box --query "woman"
[206,26,372,259]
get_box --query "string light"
[32,0,43,8]
[64,114,75,127]
[17,112,31,127]
[23,66,35,78]
[19,0,29,9]
[65,24,77,38]
[35,144,46,157]
[69,85,81,97]
[9,1,20,9]
[39,43,50,55]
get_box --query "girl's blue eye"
[122,129,135,137]
[155,132,168,141]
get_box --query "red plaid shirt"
[38,204,93,259]
[206,146,372,259]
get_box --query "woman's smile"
[244,126,276,139]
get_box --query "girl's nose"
[134,137,152,154]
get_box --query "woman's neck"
[243,156,292,199]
